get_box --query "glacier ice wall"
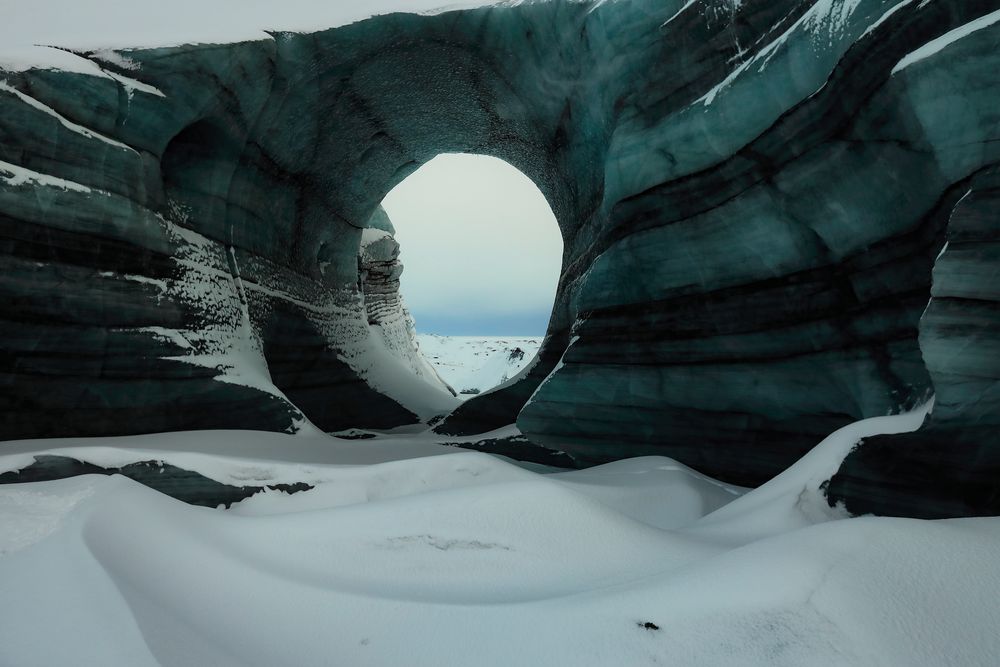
[1,0,999,516]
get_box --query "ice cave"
[1,1,1000,665]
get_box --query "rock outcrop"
[357,208,456,400]
[1,0,998,516]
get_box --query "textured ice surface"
[0,0,507,69]
[1,0,999,515]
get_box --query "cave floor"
[1,408,998,666]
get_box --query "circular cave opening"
[377,153,563,399]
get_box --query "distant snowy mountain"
[417,335,541,398]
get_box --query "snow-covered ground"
[2,400,1000,666]
[417,335,541,397]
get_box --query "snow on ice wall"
[0,0,999,516]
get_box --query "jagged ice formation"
[1,0,999,517]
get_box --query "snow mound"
[3,401,999,666]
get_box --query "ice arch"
[113,7,597,439]
[2,1,1000,516]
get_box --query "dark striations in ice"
[1,0,999,516]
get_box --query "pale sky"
[1,1,502,59]
[381,154,563,336]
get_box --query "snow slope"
[2,400,999,665]
[417,335,541,396]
